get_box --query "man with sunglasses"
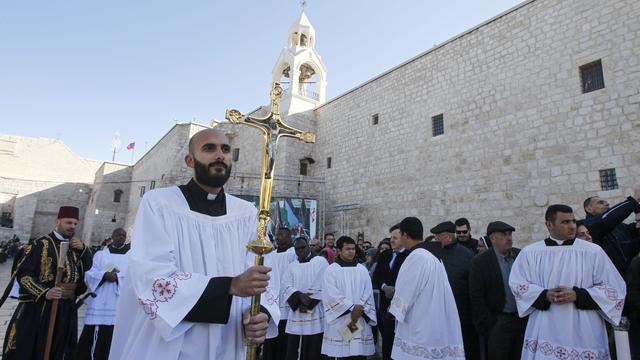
[308,238,322,256]
[455,218,479,254]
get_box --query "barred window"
[580,60,605,93]
[432,114,444,137]
[599,168,618,191]
[372,114,379,126]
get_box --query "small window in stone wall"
[372,114,379,125]
[300,160,308,176]
[327,157,332,169]
[432,114,444,137]
[113,189,123,203]
[599,168,618,191]
[233,148,240,162]
[150,181,156,190]
[140,186,146,197]
[580,60,605,93]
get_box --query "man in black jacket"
[432,221,479,359]
[584,188,640,277]
[469,221,525,360]
[372,223,407,360]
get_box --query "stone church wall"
[313,0,640,244]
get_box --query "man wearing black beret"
[469,221,525,360]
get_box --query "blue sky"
[0,0,523,163]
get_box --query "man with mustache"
[111,128,281,360]
[2,206,92,359]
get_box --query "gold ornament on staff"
[225,82,315,360]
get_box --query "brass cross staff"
[225,82,315,360]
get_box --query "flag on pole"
[126,142,135,150]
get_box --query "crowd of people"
[0,128,638,360]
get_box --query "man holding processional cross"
[110,82,315,360]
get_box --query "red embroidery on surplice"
[138,272,193,320]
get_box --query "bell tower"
[272,12,327,115]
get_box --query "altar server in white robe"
[389,217,465,360]
[322,236,377,359]
[110,129,280,360]
[76,228,130,360]
[283,236,329,360]
[263,227,297,360]
[509,204,626,360]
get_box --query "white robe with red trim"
[110,187,280,360]
[389,247,465,360]
[509,239,626,360]
[321,262,377,357]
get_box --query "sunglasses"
[455,230,469,234]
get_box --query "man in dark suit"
[469,221,526,360]
[372,223,407,360]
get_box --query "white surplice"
[83,247,130,325]
[389,247,465,360]
[110,187,280,360]
[283,255,328,335]
[265,247,296,322]
[509,239,626,360]
[321,262,377,357]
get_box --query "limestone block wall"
[0,135,101,241]
[124,123,208,229]
[82,162,132,245]
[313,0,640,244]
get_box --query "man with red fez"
[2,206,93,359]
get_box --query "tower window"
[599,168,618,191]
[113,189,123,203]
[150,181,156,190]
[140,186,146,198]
[233,148,240,162]
[432,114,444,137]
[300,160,309,176]
[327,157,332,169]
[372,114,379,126]
[580,60,604,93]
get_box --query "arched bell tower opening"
[298,63,319,100]
[271,12,327,115]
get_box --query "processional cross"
[224,82,315,360]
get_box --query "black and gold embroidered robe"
[2,232,92,360]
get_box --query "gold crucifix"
[224,82,315,360]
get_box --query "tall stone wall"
[313,0,640,244]
[82,162,132,245]
[124,123,208,230]
[0,135,101,241]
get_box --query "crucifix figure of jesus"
[224,81,315,360]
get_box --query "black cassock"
[2,232,92,360]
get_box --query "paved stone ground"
[0,259,86,358]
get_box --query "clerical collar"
[544,237,575,246]
[335,257,357,267]
[109,243,131,255]
[178,179,227,217]
[299,252,315,263]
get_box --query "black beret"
[430,221,456,234]
[486,221,515,236]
